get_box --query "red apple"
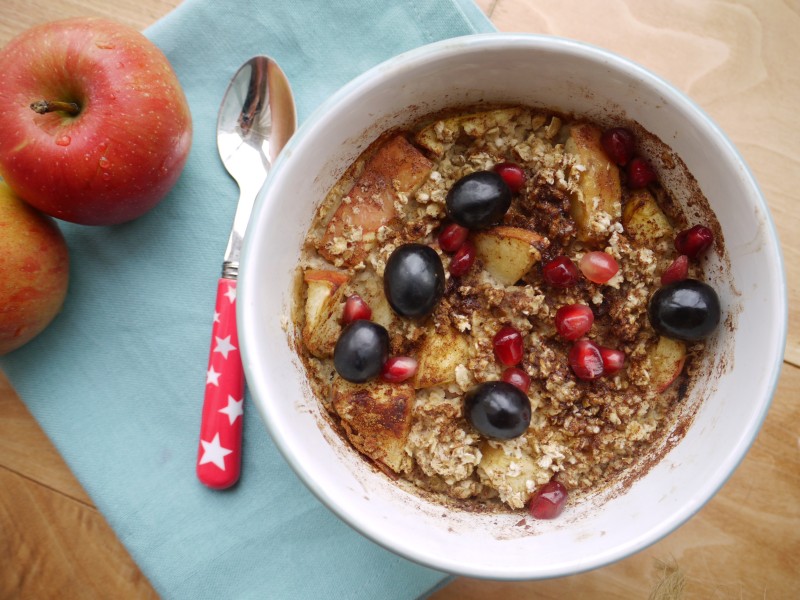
[0,182,69,355]
[0,18,192,225]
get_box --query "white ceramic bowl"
[239,34,786,579]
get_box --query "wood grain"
[0,465,158,600]
[1,1,798,598]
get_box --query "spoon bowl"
[217,56,296,275]
[217,57,296,197]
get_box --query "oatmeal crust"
[298,106,704,511]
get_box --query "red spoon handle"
[197,278,244,489]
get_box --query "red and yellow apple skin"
[0,182,69,355]
[0,18,192,225]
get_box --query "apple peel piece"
[649,336,687,392]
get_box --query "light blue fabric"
[0,1,495,598]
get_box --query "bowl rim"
[239,32,788,579]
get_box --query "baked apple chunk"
[318,135,433,267]
[331,377,414,473]
[473,226,544,286]
[302,269,350,358]
[622,188,674,244]
[566,123,622,244]
[413,325,471,389]
[477,442,546,509]
[649,336,687,392]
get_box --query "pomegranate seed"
[568,338,604,380]
[554,304,594,341]
[529,480,568,519]
[438,222,469,253]
[343,294,372,324]
[599,346,625,376]
[661,255,689,285]
[674,225,714,259]
[449,240,476,277]
[579,251,619,284]
[626,157,658,188]
[542,256,581,288]
[381,356,418,383]
[600,127,636,166]
[493,162,527,194]
[501,367,531,394]
[493,325,524,366]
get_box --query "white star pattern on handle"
[213,310,220,324]
[218,395,244,425]
[213,335,237,359]
[199,433,233,471]
[206,366,221,387]
[223,286,237,304]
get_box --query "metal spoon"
[197,57,296,489]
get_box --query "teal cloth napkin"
[1,0,495,598]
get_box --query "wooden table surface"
[1,1,798,598]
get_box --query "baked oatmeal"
[294,107,721,517]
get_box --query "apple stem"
[30,100,80,116]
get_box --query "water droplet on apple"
[99,157,111,169]
[102,172,112,181]
[55,135,71,147]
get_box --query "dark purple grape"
[333,320,390,383]
[445,171,511,229]
[383,243,444,318]
[648,279,721,341]
[464,381,531,440]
